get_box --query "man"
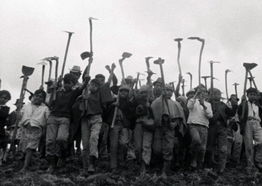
[238,87,262,172]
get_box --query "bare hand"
[105,65,110,72]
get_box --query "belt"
[247,117,260,122]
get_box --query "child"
[151,85,186,178]
[0,90,11,165]
[205,88,238,174]
[46,73,89,172]
[134,85,154,175]
[81,67,114,173]
[106,84,136,170]
[187,84,213,170]
[18,89,49,172]
[238,87,262,172]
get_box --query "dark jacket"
[209,100,238,127]
[237,100,262,135]
[104,97,136,129]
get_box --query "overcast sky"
[1,0,262,110]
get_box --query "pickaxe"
[154,57,171,114]
[61,31,74,77]
[145,57,153,73]
[119,52,132,83]
[243,63,257,95]
[188,37,205,85]
[111,52,132,129]
[186,72,193,89]
[174,38,183,75]
[11,65,34,159]
[169,81,176,97]
[201,75,210,89]
[181,79,186,96]
[225,69,232,100]
[154,58,166,85]
[233,83,239,98]
[138,79,145,88]
[247,77,254,88]
[241,62,257,120]
[37,61,48,89]
[43,56,59,102]
[81,17,98,60]
[135,72,145,90]
[209,60,220,98]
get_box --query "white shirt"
[19,102,50,128]
[247,101,261,122]
[187,98,213,127]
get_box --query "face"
[165,89,173,99]
[187,92,194,100]
[213,91,221,101]
[140,91,148,100]
[96,77,105,86]
[154,83,163,95]
[119,89,129,99]
[125,79,133,86]
[176,98,184,106]
[0,94,10,105]
[46,83,53,93]
[33,93,44,105]
[248,92,257,103]
[64,81,74,92]
[70,71,81,80]
[90,82,99,93]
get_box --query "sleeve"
[0,106,10,118]
[203,102,213,119]
[225,103,238,117]
[187,98,196,110]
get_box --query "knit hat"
[45,78,54,85]
[229,94,239,101]
[90,78,100,86]
[186,88,195,97]
[119,85,130,91]
[246,87,257,95]
[139,85,150,92]
[177,96,187,105]
[165,84,173,91]
[153,77,163,86]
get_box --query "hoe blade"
[22,66,34,77]
[243,63,257,70]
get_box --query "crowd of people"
[0,58,262,179]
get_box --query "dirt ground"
[1,152,262,186]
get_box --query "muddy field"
[1,152,262,186]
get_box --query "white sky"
[1,0,262,111]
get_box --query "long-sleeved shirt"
[0,105,10,137]
[187,98,213,127]
[19,103,50,129]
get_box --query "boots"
[140,161,146,176]
[47,155,57,173]
[161,160,170,179]
[88,156,95,173]
[57,150,66,167]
